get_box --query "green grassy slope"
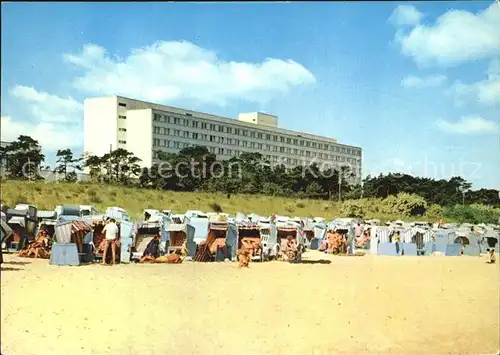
[1,180,339,219]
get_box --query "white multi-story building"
[84,96,362,183]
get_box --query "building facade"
[84,96,363,183]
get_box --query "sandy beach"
[1,251,499,355]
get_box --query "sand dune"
[1,251,499,355]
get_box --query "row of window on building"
[152,126,360,161]
[152,137,360,164]
[151,114,361,156]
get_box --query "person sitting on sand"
[237,247,251,267]
[356,230,370,248]
[140,234,161,262]
[486,248,496,264]
[101,219,119,266]
[485,236,497,264]
[285,235,299,262]
[166,249,184,264]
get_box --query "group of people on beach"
[93,217,500,266]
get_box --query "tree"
[466,189,500,206]
[305,181,323,198]
[76,143,499,209]
[145,146,217,191]
[1,135,45,180]
[55,149,82,182]
[174,146,217,191]
[358,173,495,207]
[83,154,105,182]
[101,148,142,185]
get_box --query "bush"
[262,183,285,196]
[209,202,223,213]
[295,191,307,199]
[340,200,365,219]
[64,172,78,183]
[381,193,427,216]
[425,204,443,219]
[305,182,323,198]
[444,204,500,224]
[90,195,103,204]
[296,201,306,209]
[338,194,430,220]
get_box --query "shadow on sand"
[295,259,332,265]
[3,261,31,266]
[1,266,23,272]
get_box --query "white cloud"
[436,116,499,134]
[450,58,500,106]
[396,4,500,66]
[63,41,316,106]
[1,115,82,151]
[2,87,83,152]
[401,74,447,88]
[389,5,423,26]
[10,85,83,123]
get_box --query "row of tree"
[1,135,499,207]
[0,135,84,182]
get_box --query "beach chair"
[120,221,133,263]
[194,218,236,262]
[132,236,154,261]
[130,220,162,261]
[445,244,462,256]
[238,226,263,262]
[401,243,418,256]
[166,223,194,255]
[378,242,399,256]
[276,224,304,261]
[463,245,480,256]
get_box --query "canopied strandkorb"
[136,221,161,230]
[237,226,260,231]
[209,222,229,231]
[54,219,93,244]
[276,226,298,232]
[167,223,189,233]
[7,216,25,228]
[37,210,57,220]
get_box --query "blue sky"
[1,2,499,189]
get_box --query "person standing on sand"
[355,222,363,239]
[101,219,119,265]
[352,222,363,254]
